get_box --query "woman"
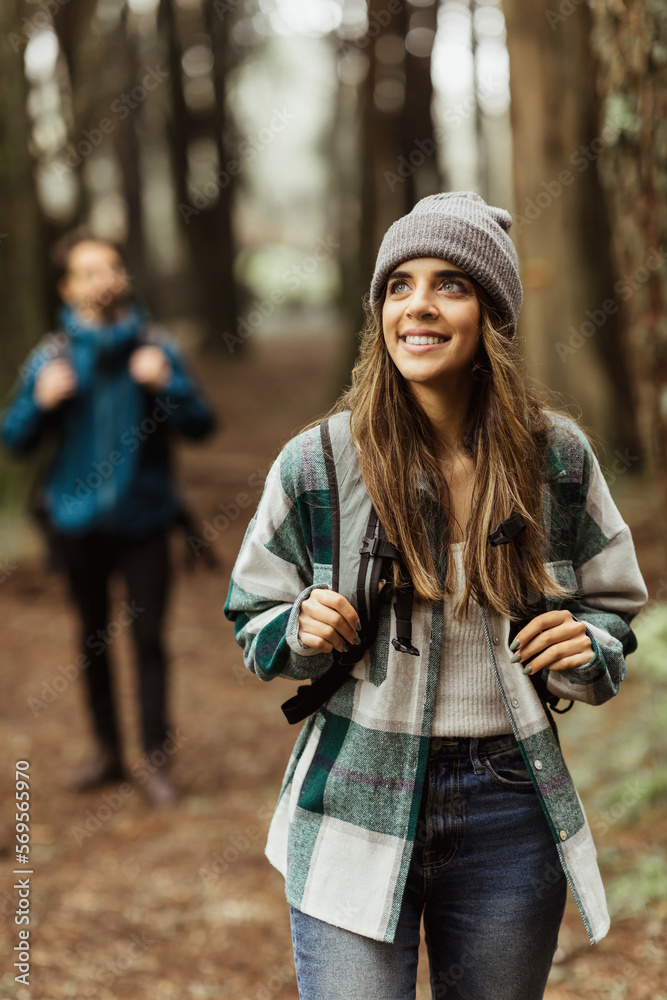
[225,191,647,1000]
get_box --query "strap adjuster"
[360,536,401,559]
[391,637,420,656]
[488,512,526,547]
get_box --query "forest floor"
[0,330,665,1000]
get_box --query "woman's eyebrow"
[388,268,472,281]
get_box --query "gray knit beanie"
[370,191,522,335]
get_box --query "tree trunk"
[504,0,639,461]
[333,0,445,381]
[158,0,239,351]
[589,0,667,544]
[402,0,442,205]
[0,0,48,506]
[0,0,46,399]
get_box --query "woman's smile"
[401,328,452,350]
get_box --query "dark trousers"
[57,529,171,754]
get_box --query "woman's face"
[381,256,481,392]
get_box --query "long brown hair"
[332,289,568,620]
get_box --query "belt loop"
[469,737,484,774]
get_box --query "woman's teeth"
[404,335,448,345]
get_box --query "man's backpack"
[281,412,572,725]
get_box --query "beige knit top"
[432,543,511,737]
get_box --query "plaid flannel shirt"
[224,412,647,945]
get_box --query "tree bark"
[589,0,667,541]
[504,0,639,460]
[0,0,46,400]
[158,0,239,351]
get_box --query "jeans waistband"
[428,733,516,758]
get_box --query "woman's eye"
[441,279,466,293]
[389,280,409,294]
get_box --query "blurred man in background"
[2,232,216,805]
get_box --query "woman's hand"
[511,610,595,674]
[298,589,360,653]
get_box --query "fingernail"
[355,620,362,632]
[510,638,520,651]
[523,665,532,675]
[353,636,362,646]
[510,652,522,663]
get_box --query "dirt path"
[1,332,665,999]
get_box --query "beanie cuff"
[369,191,523,336]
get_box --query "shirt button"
[534,759,543,770]
[493,635,500,645]
[559,830,568,841]
[511,699,519,708]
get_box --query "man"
[2,233,216,805]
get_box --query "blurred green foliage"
[632,603,667,680]
[558,604,667,918]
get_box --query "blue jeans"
[290,733,567,1000]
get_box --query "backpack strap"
[488,513,573,715]
[281,414,415,725]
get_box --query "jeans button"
[431,737,443,751]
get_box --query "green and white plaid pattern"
[225,413,647,945]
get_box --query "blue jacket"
[1,303,216,538]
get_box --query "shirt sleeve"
[544,436,648,706]
[224,434,335,683]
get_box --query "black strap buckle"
[360,536,401,559]
[391,637,420,656]
[488,512,526,547]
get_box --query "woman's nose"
[406,284,438,317]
